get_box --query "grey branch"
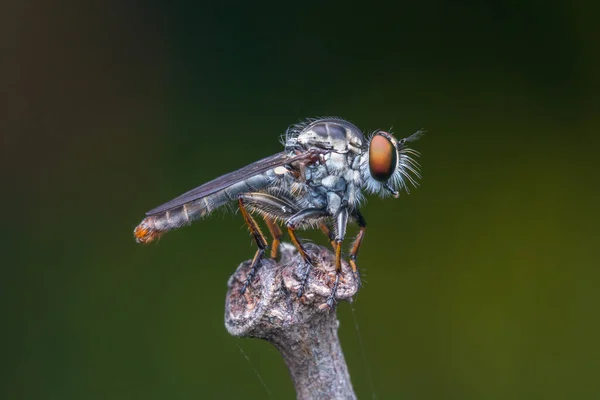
[225,242,360,400]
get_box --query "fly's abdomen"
[134,172,275,243]
[134,203,203,244]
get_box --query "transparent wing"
[146,151,313,216]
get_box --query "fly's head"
[359,129,423,198]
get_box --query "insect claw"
[240,269,256,294]
[240,250,264,295]
[326,297,336,309]
[240,282,249,295]
[296,259,314,298]
[323,273,341,310]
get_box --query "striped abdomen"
[134,172,275,243]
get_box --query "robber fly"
[134,117,422,307]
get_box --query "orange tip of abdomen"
[134,218,162,244]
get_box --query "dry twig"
[225,242,360,400]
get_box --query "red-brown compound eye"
[369,133,397,182]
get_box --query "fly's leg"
[326,206,349,308]
[348,208,367,287]
[238,192,300,290]
[319,223,336,249]
[238,197,269,294]
[264,217,282,258]
[286,208,330,297]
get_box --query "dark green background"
[3,0,599,399]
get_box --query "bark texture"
[225,242,359,400]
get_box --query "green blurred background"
[2,0,599,399]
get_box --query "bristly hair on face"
[360,128,424,198]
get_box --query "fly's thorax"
[284,118,365,200]
[301,153,365,212]
[303,151,358,189]
[322,151,349,173]
[286,118,366,154]
[320,174,347,192]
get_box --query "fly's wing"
[145,151,313,216]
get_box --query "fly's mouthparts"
[384,184,399,198]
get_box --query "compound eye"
[369,133,397,182]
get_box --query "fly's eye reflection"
[368,133,397,182]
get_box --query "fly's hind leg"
[238,197,269,294]
[238,192,299,292]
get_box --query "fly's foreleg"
[286,208,330,297]
[326,206,349,308]
[349,208,366,286]
[238,197,269,294]
[238,192,300,291]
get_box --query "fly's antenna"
[399,129,426,147]
[395,129,424,194]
